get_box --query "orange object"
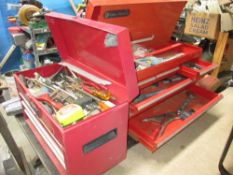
[8,16,17,23]
[91,89,111,101]
[98,101,110,111]
[36,94,63,110]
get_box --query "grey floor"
[1,88,233,175]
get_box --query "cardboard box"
[218,0,232,5]
[185,12,220,40]
[221,13,233,31]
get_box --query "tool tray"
[86,0,222,152]
[135,43,203,81]
[130,68,195,115]
[129,84,222,151]
[14,13,139,175]
[181,59,218,77]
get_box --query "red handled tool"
[36,93,63,110]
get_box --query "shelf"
[20,27,50,35]
[35,47,58,56]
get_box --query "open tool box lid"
[45,12,139,102]
[86,0,187,48]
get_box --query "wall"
[0,0,21,73]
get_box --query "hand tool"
[133,90,162,103]
[177,92,195,119]
[142,91,196,137]
[36,93,63,111]
[68,71,113,101]
[178,109,195,120]
[26,76,55,91]
[67,83,110,111]
[60,62,112,85]
[183,62,203,70]
[143,112,179,137]
[162,75,184,84]
[62,74,112,110]
[132,35,155,44]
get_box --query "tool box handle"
[83,129,117,154]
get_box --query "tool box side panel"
[45,12,139,102]
[129,84,222,151]
[86,1,186,48]
[62,103,129,175]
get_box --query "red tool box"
[86,0,223,151]
[14,13,139,175]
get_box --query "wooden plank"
[0,112,25,172]
[0,109,33,175]
[211,32,229,77]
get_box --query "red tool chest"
[86,0,223,151]
[14,13,139,175]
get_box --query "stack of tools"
[183,62,203,70]
[142,91,196,138]
[19,68,114,127]
[133,74,185,104]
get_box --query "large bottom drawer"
[129,84,222,152]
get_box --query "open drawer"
[181,59,217,77]
[135,43,202,82]
[130,68,195,116]
[129,84,222,152]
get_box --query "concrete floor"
[1,88,233,175]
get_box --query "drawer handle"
[83,129,117,154]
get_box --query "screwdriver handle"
[98,102,110,111]
[36,94,63,110]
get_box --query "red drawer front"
[23,109,66,174]
[129,84,222,152]
[136,43,202,82]
[181,59,217,77]
[130,70,195,116]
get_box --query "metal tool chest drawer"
[86,0,222,151]
[14,13,139,175]
[129,84,222,151]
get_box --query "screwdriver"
[67,84,110,112]
[69,70,114,101]
[83,86,112,101]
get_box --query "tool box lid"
[86,0,187,48]
[45,12,138,102]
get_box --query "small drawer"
[181,59,217,77]
[130,70,194,115]
[135,43,202,81]
[129,84,222,152]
